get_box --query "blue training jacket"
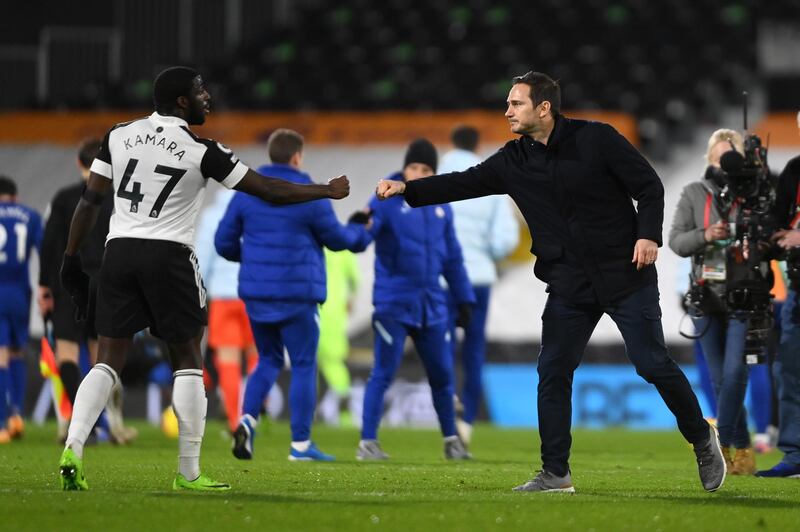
[214,164,367,322]
[0,201,42,315]
[353,172,474,327]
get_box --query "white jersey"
[90,112,247,246]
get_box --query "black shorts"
[95,238,208,343]
[52,276,99,343]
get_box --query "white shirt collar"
[149,112,189,128]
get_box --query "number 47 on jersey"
[117,158,186,218]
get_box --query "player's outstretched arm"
[235,169,349,204]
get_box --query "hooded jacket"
[214,163,367,322]
[352,172,474,327]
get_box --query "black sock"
[59,361,81,406]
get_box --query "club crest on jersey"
[123,134,186,161]
[216,142,239,164]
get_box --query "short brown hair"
[78,138,102,169]
[267,129,304,164]
[511,71,561,115]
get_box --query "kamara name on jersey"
[122,134,186,161]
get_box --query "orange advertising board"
[0,110,638,146]
[753,113,800,147]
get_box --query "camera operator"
[669,129,757,475]
[760,111,800,478]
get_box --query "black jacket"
[773,155,800,228]
[39,182,113,290]
[404,115,664,305]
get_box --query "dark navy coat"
[405,115,664,305]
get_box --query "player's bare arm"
[235,170,349,203]
[64,173,112,256]
[376,179,405,200]
[60,172,112,320]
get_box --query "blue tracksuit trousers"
[242,309,319,442]
[361,314,457,440]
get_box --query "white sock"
[65,363,118,459]
[172,369,206,481]
[291,440,310,452]
[444,435,459,443]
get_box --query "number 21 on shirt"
[0,222,27,263]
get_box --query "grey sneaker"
[357,439,389,460]
[444,437,472,460]
[694,424,727,492]
[512,470,575,493]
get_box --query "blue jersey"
[0,201,43,315]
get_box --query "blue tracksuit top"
[354,172,474,327]
[214,164,367,322]
[0,201,42,315]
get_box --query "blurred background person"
[217,128,365,462]
[676,245,777,451]
[749,261,784,454]
[0,175,42,442]
[37,139,135,444]
[668,129,758,475]
[439,125,519,445]
[760,110,800,479]
[195,188,257,435]
[352,139,475,461]
[675,257,718,421]
[316,248,360,427]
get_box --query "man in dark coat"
[376,71,726,493]
[37,138,134,444]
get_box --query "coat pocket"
[532,243,563,262]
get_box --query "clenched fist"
[376,179,406,200]
[327,175,350,199]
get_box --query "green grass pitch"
[1,421,798,531]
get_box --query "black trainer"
[231,422,253,460]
